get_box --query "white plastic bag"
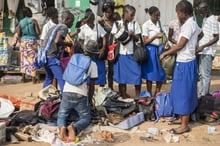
[0,97,15,118]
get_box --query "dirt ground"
[0,70,220,146]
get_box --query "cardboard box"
[20,97,41,111]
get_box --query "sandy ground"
[0,70,220,146]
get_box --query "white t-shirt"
[40,20,57,40]
[78,23,106,46]
[199,15,219,56]
[111,20,141,55]
[63,61,98,96]
[176,17,201,62]
[142,19,161,46]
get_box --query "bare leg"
[21,73,25,83]
[119,84,130,98]
[146,80,152,96]
[154,81,163,97]
[135,85,141,97]
[171,114,190,134]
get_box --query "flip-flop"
[170,127,190,134]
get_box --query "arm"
[32,19,41,36]
[89,0,98,5]
[54,31,72,47]
[197,33,219,53]
[160,36,188,60]
[143,33,163,45]
[69,28,81,38]
[88,78,96,108]
[99,34,107,59]
[168,28,177,44]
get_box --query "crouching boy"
[57,40,99,142]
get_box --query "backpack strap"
[44,24,64,52]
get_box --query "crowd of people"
[8,0,220,142]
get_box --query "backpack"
[197,94,220,121]
[63,54,91,85]
[154,92,174,123]
[38,96,60,121]
[135,91,155,121]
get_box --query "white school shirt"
[63,61,98,96]
[78,23,106,46]
[40,20,57,40]
[142,19,161,46]
[199,15,219,57]
[176,17,201,62]
[111,20,141,55]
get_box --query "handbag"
[60,50,71,71]
[108,42,120,63]
[132,21,147,63]
[133,35,148,63]
[161,54,176,80]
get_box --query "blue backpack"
[155,92,174,123]
[63,54,91,85]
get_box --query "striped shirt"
[199,15,219,56]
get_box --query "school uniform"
[171,17,201,115]
[141,19,165,82]
[78,23,107,85]
[111,20,142,85]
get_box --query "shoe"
[170,127,190,134]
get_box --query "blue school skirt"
[87,57,106,85]
[141,44,165,82]
[114,54,141,85]
[170,60,198,115]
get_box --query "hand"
[156,33,164,38]
[75,28,80,34]
[159,53,166,60]
[196,46,204,53]
[98,47,105,59]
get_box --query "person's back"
[40,7,58,40]
[57,40,99,142]
[20,17,38,40]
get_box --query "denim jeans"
[43,57,64,93]
[57,92,91,135]
[198,54,213,96]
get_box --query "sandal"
[170,126,190,134]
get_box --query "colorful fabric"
[20,39,37,77]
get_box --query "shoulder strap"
[44,24,63,52]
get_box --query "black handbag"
[133,34,148,63]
